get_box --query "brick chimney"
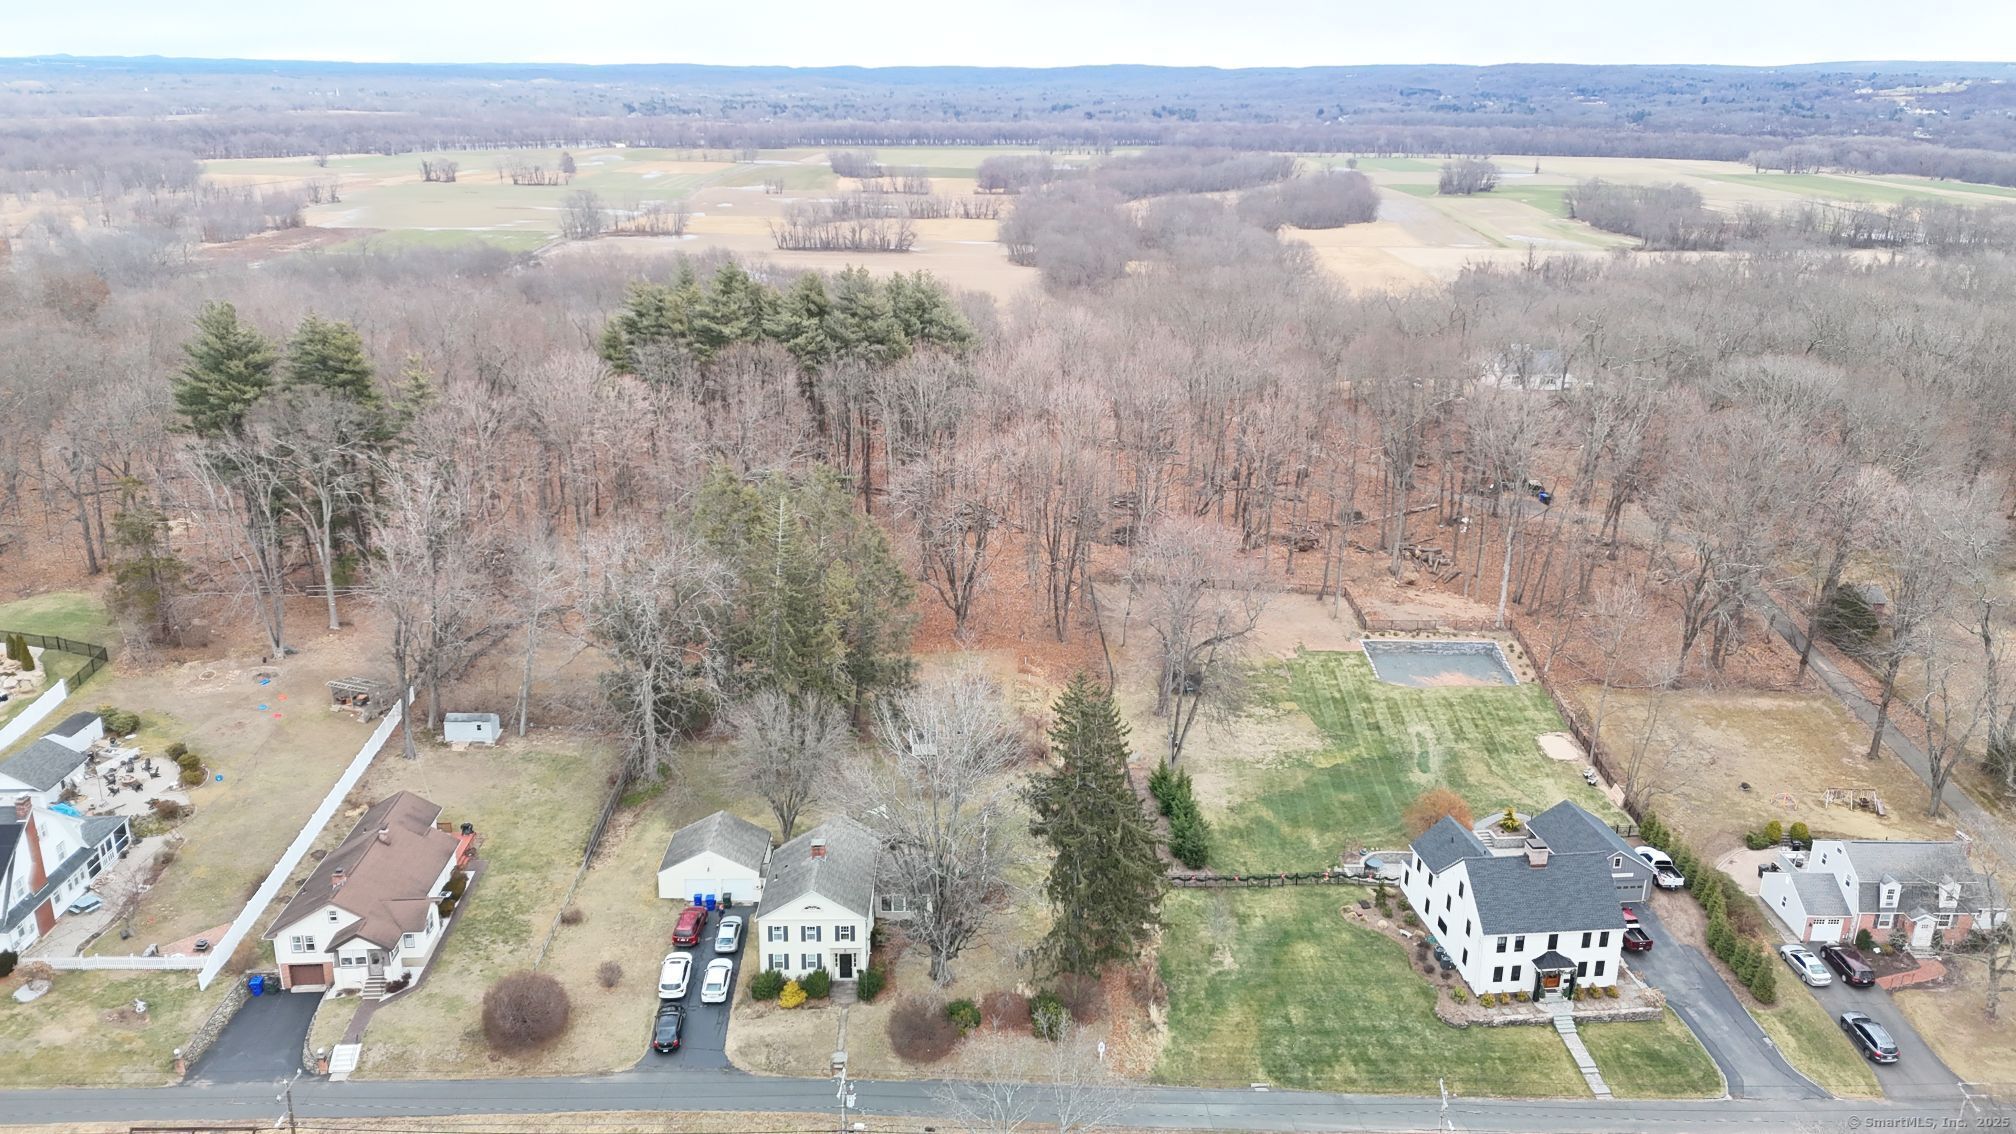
[811,838,828,859]
[376,827,392,846]
[12,795,27,821]
[1523,837,1550,869]
[17,796,48,891]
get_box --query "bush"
[1789,821,1811,847]
[1513,991,1531,1003]
[1749,958,1779,1004]
[98,707,140,736]
[1451,986,1469,1004]
[1167,799,1211,869]
[888,997,962,1062]
[856,967,886,1003]
[0,950,15,978]
[946,998,982,1033]
[149,798,186,820]
[802,969,832,999]
[173,751,199,771]
[1856,928,1876,952]
[778,979,807,1009]
[750,969,786,1001]
[596,960,623,989]
[445,871,471,900]
[164,742,188,761]
[1029,990,1068,1040]
[558,906,585,926]
[437,896,456,917]
[178,767,205,787]
[1763,819,1784,846]
[481,972,571,1052]
[1147,763,1180,816]
[981,989,1032,1031]
[1496,806,1522,832]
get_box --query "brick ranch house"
[264,791,473,995]
[1761,838,2008,950]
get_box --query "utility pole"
[274,1069,302,1134]
[835,1070,857,1134]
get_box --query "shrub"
[802,968,832,999]
[1749,958,1779,1004]
[1029,990,1068,1040]
[981,989,1033,1031]
[481,972,571,1052]
[778,979,807,1009]
[558,906,585,926]
[1496,806,1521,833]
[1053,972,1106,1023]
[596,960,623,989]
[888,997,962,1061]
[856,967,886,1003]
[1403,910,1420,927]
[179,768,205,787]
[445,871,471,900]
[174,751,199,771]
[1147,763,1179,816]
[97,707,140,735]
[1789,821,1811,847]
[1403,787,1475,838]
[946,998,982,1033]
[1763,819,1784,846]
[155,847,177,867]
[750,969,786,1001]
[437,896,456,917]
[149,798,186,820]
[1856,928,1876,952]
[0,950,15,978]
[1450,987,1469,1004]
[1167,800,1211,869]
[164,742,189,761]
[1605,985,1620,998]
[1513,991,1531,1003]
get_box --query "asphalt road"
[1624,902,1825,1100]
[187,986,320,1083]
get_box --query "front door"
[1540,971,1562,993]
[367,950,385,976]
[1910,917,1936,950]
[838,952,856,980]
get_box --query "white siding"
[658,850,763,903]
[755,895,871,979]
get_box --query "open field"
[0,970,217,1087]
[1157,887,1604,1096]
[1577,688,1964,858]
[1893,973,2016,1089]
[1577,1008,1724,1099]
[1171,650,1610,871]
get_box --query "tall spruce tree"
[1028,674,1165,976]
[286,313,379,405]
[174,301,277,438]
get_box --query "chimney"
[12,795,28,821]
[377,827,392,846]
[811,838,828,859]
[331,869,347,891]
[1523,837,1550,869]
[17,796,47,891]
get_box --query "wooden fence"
[532,766,631,969]
[1170,870,1382,890]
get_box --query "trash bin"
[247,974,265,997]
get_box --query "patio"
[72,742,188,819]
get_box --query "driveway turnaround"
[1625,903,1824,1100]
[186,988,320,1083]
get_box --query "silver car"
[700,958,734,1004]
[714,915,743,955]
[1778,943,1834,987]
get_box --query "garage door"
[1807,919,1845,944]
[286,964,328,989]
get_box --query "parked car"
[65,892,103,915]
[1622,926,1654,952]
[672,905,708,947]
[1839,1011,1899,1063]
[658,951,694,999]
[714,915,743,955]
[1820,942,1877,987]
[1777,943,1834,987]
[700,958,734,1004]
[651,1002,685,1053]
[1634,846,1687,889]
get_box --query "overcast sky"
[11,0,2016,68]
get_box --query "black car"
[1839,1011,1899,1063]
[1820,943,1877,987]
[651,1002,685,1054]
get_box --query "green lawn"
[0,591,112,732]
[0,971,219,1086]
[1208,651,1611,871]
[1157,888,1587,1096]
[1752,983,1881,1099]
[1700,172,2013,208]
[1490,185,1573,218]
[1578,1008,1724,1098]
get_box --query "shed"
[45,712,104,753]
[443,713,501,746]
[1846,583,1890,618]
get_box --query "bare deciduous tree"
[725,688,847,840]
[1133,518,1274,764]
[584,526,731,780]
[933,1025,1128,1134]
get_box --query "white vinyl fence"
[40,954,206,971]
[196,701,405,990]
[0,677,70,752]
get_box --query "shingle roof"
[1841,840,1988,912]
[1413,816,1490,873]
[1527,801,1649,875]
[1792,873,1851,918]
[1532,949,1576,970]
[1,813,126,933]
[81,814,126,848]
[49,711,100,739]
[660,811,773,875]
[265,791,460,950]
[0,739,88,792]
[0,819,19,890]
[1465,853,1627,936]
[755,818,876,920]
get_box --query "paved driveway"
[633,915,741,1074]
[1803,969,1961,1100]
[1626,903,1825,1100]
[188,987,320,1083]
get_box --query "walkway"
[1547,1001,1612,1098]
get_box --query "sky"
[9,0,2016,69]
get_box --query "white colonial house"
[657,810,773,905]
[0,712,105,805]
[1762,838,2008,950]
[0,793,131,953]
[264,791,471,995]
[753,819,879,982]
[1400,803,1628,999]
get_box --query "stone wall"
[1439,1000,1665,1028]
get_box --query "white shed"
[443,713,501,746]
[658,811,773,906]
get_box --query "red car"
[672,905,708,947]
[1623,926,1654,952]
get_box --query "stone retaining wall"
[1438,1000,1665,1029]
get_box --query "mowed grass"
[0,591,112,731]
[1489,184,1572,217]
[1578,1008,1724,1098]
[0,971,218,1086]
[1752,983,1881,1098]
[1893,979,2016,1089]
[1156,888,1586,1096]
[1701,172,2016,207]
[1208,652,1609,870]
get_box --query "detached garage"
[657,811,773,906]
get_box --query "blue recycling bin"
[704,894,718,911]
[247,974,265,997]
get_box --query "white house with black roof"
[1399,803,1627,999]
[0,793,131,952]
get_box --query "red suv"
[672,906,708,947]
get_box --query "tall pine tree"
[286,313,379,405]
[174,301,277,438]
[1028,674,1165,976]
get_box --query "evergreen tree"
[886,271,977,353]
[174,301,277,438]
[689,261,773,361]
[770,272,835,372]
[598,277,701,374]
[826,267,908,365]
[4,634,24,667]
[1027,674,1165,976]
[1749,957,1778,1003]
[286,313,379,405]
[107,479,187,646]
[16,634,34,672]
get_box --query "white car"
[1635,846,1688,889]
[714,915,743,955]
[700,958,734,1004]
[1779,943,1834,987]
[658,951,694,999]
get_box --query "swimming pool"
[1360,639,1518,687]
